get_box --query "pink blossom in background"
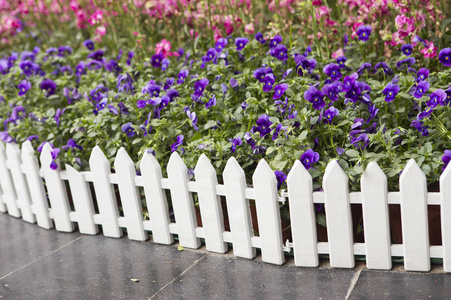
[189,29,198,38]
[332,48,344,59]
[95,25,106,37]
[244,23,255,34]
[155,39,172,58]
[89,10,104,25]
[420,41,437,58]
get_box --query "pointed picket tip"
[287,160,311,184]
[253,159,276,182]
[39,142,54,166]
[440,161,451,187]
[5,142,20,156]
[362,162,386,184]
[65,164,78,175]
[114,147,133,166]
[21,140,35,156]
[400,159,426,184]
[167,151,186,170]
[323,160,348,185]
[89,146,108,165]
[140,150,161,171]
[194,154,215,174]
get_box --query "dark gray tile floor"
[0,212,450,300]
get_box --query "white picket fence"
[1,140,450,272]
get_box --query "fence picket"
[21,141,52,229]
[114,148,147,241]
[223,157,256,259]
[0,142,20,217]
[40,143,74,232]
[89,146,123,238]
[140,152,173,244]
[287,160,318,267]
[400,159,430,271]
[194,154,227,253]
[252,159,284,264]
[167,152,200,249]
[323,160,354,268]
[6,143,35,223]
[361,162,391,270]
[66,165,98,235]
[0,180,5,213]
[441,163,451,272]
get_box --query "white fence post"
[400,159,430,271]
[323,160,354,268]
[167,152,201,249]
[223,157,256,259]
[0,142,20,217]
[66,165,98,235]
[6,143,35,223]
[441,163,451,272]
[287,160,318,267]
[361,162,392,270]
[114,148,147,241]
[89,146,123,238]
[194,154,227,253]
[21,141,53,229]
[252,159,285,265]
[140,152,173,244]
[40,143,74,232]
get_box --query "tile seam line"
[345,263,365,299]
[149,252,208,299]
[0,235,85,281]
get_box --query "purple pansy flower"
[343,73,359,92]
[336,56,347,68]
[417,68,429,82]
[382,83,400,102]
[356,25,372,41]
[427,89,447,108]
[269,35,282,48]
[323,106,339,124]
[255,32,266,44]
[300,149,320,170]
[19,60,33,76]
[374,62,393,75]
[439,48,451,67]
[414,81,430,98]
[127,50,134,66]
[350,133,369,149]
[62,139,83,151]
[229,136,242,153]
[171,135,184,153]
[304,86,326,110]
[18,80,31,97]
[83,39,94,51]
[270,44,288,61]
[357,62,372,74]
[411,119,429,136]
[204,48,217,62]
[58,45,72,56]
[87,49,104,61]
[274,170,287,190]
[396,57,416,69]
[206,95,216,109]
[401,44,413,56]
[273,83,288,100]
[0,132,13,143]
[40,79,57,97]
[322,81,342,101]
[121,122,136,137]
[193,78,209,97]
[235,37,249,51]
[55,108,66,126]
[263,73,275,92]
[442,150,451,171]
[50,148,60,170]
[151,53,164,68]
[177,69,189,84]
[254,114,272,138]
[215,38,228,52]
[323,63,342,81]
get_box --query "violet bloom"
[270,44,288,61]
[55,108,65,126]
[343,73,359,92]
[255,32,266,44]
[40,79,57,97]
[215,38,228,52]
[143,84,161,97]
[0,132,13,143]
[11,105,26,122]
[336,56,347,68]
[194,78,209,97]
[177,69,189,84]
[62,139,83,151]
[58,46,73,56]
[262,73,275,92]
[356,25,372,41]
[374,62,393,75]
[121,122,136,137]
[323,106,339,124]
[254,114,272,138]
[417,109,433,121]
[382,83,400,102]
[166,89,179,101]
[75,61,86,77]
[445,87,451,105]
[27,135,39,141]
[19,60,33,76]
[397,57,416,69]
[273,84,288,100]
[442,150,451,171]
[151,53,164,68]
[127,51,134,66]
[185,109,198,131]
[164,77,174,91]
[427,89,447,108]
[274,170,287,190]
[229,136,242,153]
[357,63,372,74]
[269,35,282,48]
[18,80,31,97]
[161,58,170,71]
[439,48,451,67]
[254,67,267,83]
[300,149,319,170]
[206,95,216,109]
[411,119,429,137]
[323,63,342,81]
[37,141,54,153]
[50,148,60,170]
[171,135,184,153]
[351,133,369,149]
[322,81,342,101]
[21,51,35,61]
[235,37,249,51]
[417,68,429,82]
[88,49,104,61]
[83,39,94,51]
[118,102,129,115]
[304,86,326,110]
[401,44,413,56]
[204,48,217,63]
[414,81,430,98]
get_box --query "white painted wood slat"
[167,152,200,249]
[287,160,318,267]
[441,163,451,272]
[0,142,20,217]
[400,159,430,271]
[361,162,392,270]
[114,148,147,241]
[252,159,284,265]
[194,154,227,253]
[323,160,354,268]
[223,157,256,259]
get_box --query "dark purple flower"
[269,35,282,48]
[194,78,209,97]
[18,80,31,97]
[229,136,242,153]
[0,131,13,143]
[417,68,429,82]
[263,73,275,92]
[88,49,104,61]
[427,89,447,108]
[206,95,216,109]
[166,89,179,101]
[414,81,430,98]
[401,44,413,56]
[356,25,372,41]
[60,66,73,75]
[304,86,325,110]
[127,51,134,66]
[83,39,94,51]
[397,57,416,69]
[161,58,170,71]
[11,105,26,122]
[411,119,429,136]
[300,149,319,170]
[171,135,184,153]
[336,56,347,68]
[105,59,122,74]
[55,108,65,126]
[163,77,174,91]
[322,81,342,101]
[204,48,217,62]
[417,109,433,120]
[442,150,451,171]
[58,46,72,57]
[75,61,86,77]
[274,170,287,190]
[255,32,266,44]
[40,79,57,96]
[235,37,249,51]
[439,48,451,67]
[151,53,164,68]
[357,62,372,74]
[62,139,83,151]
[108,104,119,115]
[270,44,288,61]
[350,133,369,149]
[27,135,39,141]
[323,106,339,124]
[374,62,393,75]
[177,69,189,84]
[121,122,136,137]
[118,102,129,115]
[21,51,35,61]
[37,141,54,153]
[272,123,288,140]
[367,104,379,123]
[445,87,451,105]
[254,67,272,83]
[143,84,161,97]
[215,38,228,52]
[383,83,400,102]
[19,60,33,76]
[323,63,342,81]
[273,83,288,100]
[50,148,60,170]
[343,73,359,92]
[241,102,248,110]
[254,114,272,138]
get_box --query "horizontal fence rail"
[0,140,450,272]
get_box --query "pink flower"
[332,48,344,59]
[420,41,437,58]
[155,39,172,58]
[88,10,104,25]
[244,23,254,34]
[95,25,106,37]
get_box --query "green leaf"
[316,213,326,227]
[204,120,217,129]
[132,138,142,145]
[346,149,360,157]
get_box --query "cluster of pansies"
[1,23,451,199]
